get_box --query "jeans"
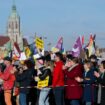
[70,100,80,105]
[19,93,27,105]
[86,102,91,105]
[39,88,51,105]
[53,87,65,105]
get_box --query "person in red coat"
[0,57,15,105]
[64,55,83,105]
[52,52,65,105]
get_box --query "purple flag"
[72,37,82,57]
[56,37,63,50]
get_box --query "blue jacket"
[83,68,97,102]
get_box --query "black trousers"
[53,87,65,105]
[0,90,5,105]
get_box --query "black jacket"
[16,68,34,94]
[39,67,52,86]
[97,73,105,105]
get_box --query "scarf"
[68,64,79,72]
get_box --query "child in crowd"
[75,60,97,105]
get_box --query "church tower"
[7,2,23,51]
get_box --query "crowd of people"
[0,51,105,105]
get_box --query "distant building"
[0,36,28,50]
[7,3,23,50]
[0,3,28,54]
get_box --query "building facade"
[7,4,23,50]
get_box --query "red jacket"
[52,61,64,87]
[0,65,15,90]
[64,64,83,99]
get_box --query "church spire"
[7,0,23,51]
[12,0,16,13]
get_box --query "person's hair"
[72,57,79,64]
[101,60,105,69]
[45,60,54,72]
[91,62,98,68]
[84,60,92,68]
[66,54,73,60]
[90,55,97,60]
[45,61,51,67]
[84,60,91,64]
[55,52,64,61]
[24,60,35,69]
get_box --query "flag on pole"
[55,37,63,51]
[19,52,27,61]
[72,36,82,57]
[92,34,96,50]
[87,35,95,57]
[25,46,32,58]
[30,42,42,59]
[81,35,84,45]
[13,42,21,59]
[52,37,65,53]
[30,42,38,55]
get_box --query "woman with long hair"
[52,52,65,105]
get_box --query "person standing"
[0,57,6,105]
[94,60,105,105]
[75,60,97,105]
[64,55,83,105]
[52,52,65,105]
[16,60,34,105]
[0,56,16,105]
[37,54,52,105]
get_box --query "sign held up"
[35,37,44,50]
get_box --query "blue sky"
[0,0,105,50]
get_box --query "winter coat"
[97,72,105,105]
[64,64,83,99]
[52,61,64,87]
[16,68,34,94]
[39,66,52,86]
[83,68,97,102]
[0,65,15,90]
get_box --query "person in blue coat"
[94,60,105,105]
[75,60,97,105]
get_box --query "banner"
[51,37,65,54]
[19,52,27,61]
[87,35,95,57]
[55,37,63,50]
[25,46,32,58]
[35,37,44,50]
[13,42,21,59]
[37,76,49,88]
[72,36,82,57]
